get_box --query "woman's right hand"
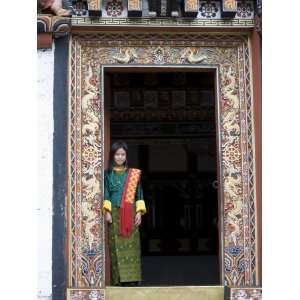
[105,211,112,223]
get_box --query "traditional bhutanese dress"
[103,166,146,285]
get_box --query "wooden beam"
[221,0,237,18]
[160,0,167,17]
[87,0,102,17]
[128,0,142,17]
[37,33,53,49]
[184,0,199,18]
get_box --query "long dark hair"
[108,140,129,173]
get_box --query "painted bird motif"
[181,48,207,63]
[113,48,138,64]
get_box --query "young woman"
[103,141,146,286]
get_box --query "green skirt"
[108,207,142,285]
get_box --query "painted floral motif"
[237,1,254,18]
[105,0,123,17]
[69,289,105,300]
[199,1,219,18]
[224,143,241,164]
[82,146,100,164]
[231,288,262,300]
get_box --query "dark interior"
[106,70,220,285]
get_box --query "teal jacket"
[103,168,146,214]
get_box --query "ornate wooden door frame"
[67,32,258,299]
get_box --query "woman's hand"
[105,211,112,223]
[135,212,142,226]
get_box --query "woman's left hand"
[135,212,142,226]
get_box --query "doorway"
[104,69,221,285]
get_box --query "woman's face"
[114,147,126,166]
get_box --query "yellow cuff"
[103,200,112,213]
[136,200,146,215]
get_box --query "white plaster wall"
[37,47,54,300]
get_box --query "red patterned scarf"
[119,168,141,238]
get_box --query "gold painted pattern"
[185,0,199,12]
[128,0,141,11]
[223,0,237,10]
[87,0,102,10]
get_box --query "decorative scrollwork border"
[71,17,254,28]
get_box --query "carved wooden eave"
[37,14,255,48]
[37,14,72,49]
[37,0,260,48]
